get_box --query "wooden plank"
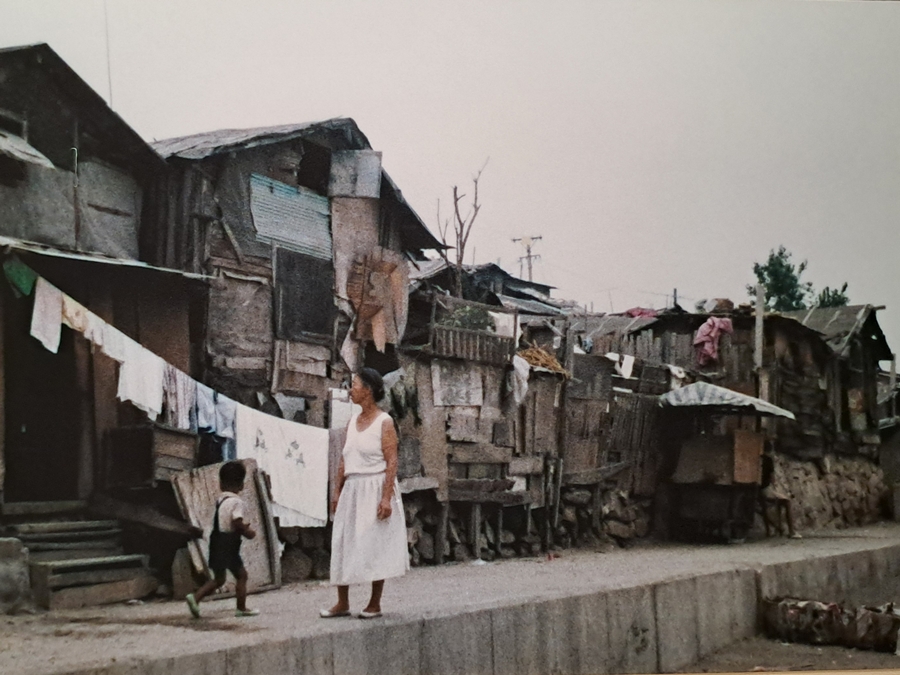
[87,495,196,537]
[32,554,148,573]
[508,456,543,476]
[154,453,194,472]
[26,541,121,553]
[448,479,515,493]
[733,430,764,484]
[1,501,87,516]
[435,502,449,565]
[28,548,125,563]
[46,575,158,610]
[255,470,282,588]
[5,520,119,534]
[448,445,512,464]
[16,528,121,543]
[171,460,276,594]
[562,462,630,486]
[449,489,532,505]
[46,567,149,590]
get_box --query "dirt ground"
[681,635,900,673]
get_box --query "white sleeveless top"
[343,410,392,475]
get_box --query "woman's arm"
[332,456,345,515]
[377,417,399,520]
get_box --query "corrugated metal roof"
[151,119,360,159]
[0,130,54,168]
[249,173,332,259]
[781,305,889,358]
[498,294,565,316]
[582,315,658,341]
[0,236,210,281]
[660,382,795,419]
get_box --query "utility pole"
[512,235,542,282]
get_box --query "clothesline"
[6,257,328,528]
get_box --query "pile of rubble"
[279,529,332,583]
[768,453,889,531]
[557,487,652,548]
[763,597,900,652]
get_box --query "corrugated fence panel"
[249,173,332,259]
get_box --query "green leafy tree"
[748,246,850,311]
[816,283,849,308]
[747,246,814,311]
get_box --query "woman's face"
[349,375,371,405]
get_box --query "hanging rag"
[99,322,131,362]
[30,278,63,354]
[195,383,217,432]
[3,256,37,296]
[214,393,238,459]
[163,365,197,431]
[511,354,531,405]
[693,317,734,366]
[116,338,165,419]
[616,354,635,379]
[60,294,89,333]
[235,403,329,526]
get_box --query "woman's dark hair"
[357,367,385,402]
[220,461,246,488]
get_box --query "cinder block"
[696,572,734,658]
[654,577,698,672]
[606,585,657,674]
[733,568,759,640]
[421,609,493,675]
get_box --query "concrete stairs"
[1,500,158,609]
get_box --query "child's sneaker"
[235,608,260,617]
[186,593,201,619]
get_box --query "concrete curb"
[42,542,900,674]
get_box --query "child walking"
[186,461,260,618]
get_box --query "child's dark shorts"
[208,530,244,577]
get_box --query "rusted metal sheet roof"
[498,294,565,316]
[580,315,658,341]
[0,236,210,281]
[151,119,364,160]
[781,305,890,359]
[153,120,444,253]
[0,130,54,168]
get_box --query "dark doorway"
[3,285,81,501]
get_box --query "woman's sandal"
[319,608,351,618]
[358,610,382,619]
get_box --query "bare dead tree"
[436,159,488,298]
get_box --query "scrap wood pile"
[762,597,900,653]
[517,345,569,377]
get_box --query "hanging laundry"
[235,403,329,526]
[163,365,197,431]
[511,354,531,405]
[617,354,636,379]
[3,256,37,296]
[60,294,89,333]
[30,278,62,354]
[195,383,217,432]
[214,393,237,459]
[100,322,131,362]
[116,338,165,419]
[693,317,734,366]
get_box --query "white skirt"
[330,472,409,585]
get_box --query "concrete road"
[4,523,900,675]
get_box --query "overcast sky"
[3,0,899,354]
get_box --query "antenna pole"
[104,0,114,107]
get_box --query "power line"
[512,235,542,282]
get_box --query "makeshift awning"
[0,130,54,168]
[659,382,796,420]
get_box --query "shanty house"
[148,120,443,427]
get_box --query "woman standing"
[320,368,409,619]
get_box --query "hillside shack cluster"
[0,44,897,610]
